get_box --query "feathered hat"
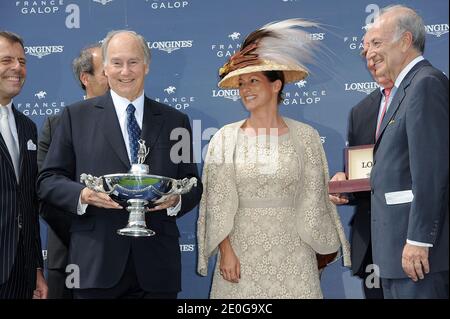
[218,19,319,89]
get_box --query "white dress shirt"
[0,101,19,148]
[110,89,145,164]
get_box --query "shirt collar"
[110,89,145,119]
[0,100,14,117]
[394,55,425,88]
[377,85,392,96]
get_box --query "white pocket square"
[27,139,37,151]
[385,190,414,205]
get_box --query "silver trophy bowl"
[80,140,197,237]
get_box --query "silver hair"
[72,43,102,91]
[380,4,425,53]
[101,30,151,66]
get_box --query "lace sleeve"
[316,132,351,267]
[197,131,239,276]
[295,127,350,267]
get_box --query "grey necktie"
[0,106,20,181]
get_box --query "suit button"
[371,189,374,194]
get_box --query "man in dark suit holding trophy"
[37,30,202,299]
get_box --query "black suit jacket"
[346,88,381,277]
[0,105,43,288]
[37,115,73,270]
[37,92,203,292]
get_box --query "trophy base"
[117,226,156,237]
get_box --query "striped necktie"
[126,103,141,164]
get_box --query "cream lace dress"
[209,130,322,299]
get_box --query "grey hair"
[72,43,102,91]
[101,30,151,66]
[380,4,425,53]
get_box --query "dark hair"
[72,43,102,91]
[263,70,285,104]
[0,31,25,49]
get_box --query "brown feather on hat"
[218,19,319,89]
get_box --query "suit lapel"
[377,87,406,143]
[141,97,164,166]
[375,60,430,151]
[12,105,27,183]
[99,92,131,168]
[0,127,15,173]
[367,90,382,144]
[0,105,25,182]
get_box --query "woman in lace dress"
[197,19,350,299]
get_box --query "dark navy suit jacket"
[347,88,380,277]
[37,92,202,292]
[370,60,449,278]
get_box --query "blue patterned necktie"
[126,103,141,164]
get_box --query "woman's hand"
[218,237,241,283]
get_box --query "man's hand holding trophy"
[80,139,197,237]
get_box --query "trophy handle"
[104,177,117,193]
[80,173,113,194]
[153,177,198,205]
[171,177,198,195]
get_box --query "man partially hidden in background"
[37,43,108,299]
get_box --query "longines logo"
[24,45,64,59]
[93,0,113,5]
[16,90,65,117]
[154,86,195,110]
[425,23,449,37]
[147,40,193,54]
[211,89,241,102]
[211,32,242,58]
[145,0,189,10]
[283,80,326,105]
[344,81,379,95]
[15,0,65,14]
[309,32,325,41]
[179,244,195,252]
[180,232,195,253]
